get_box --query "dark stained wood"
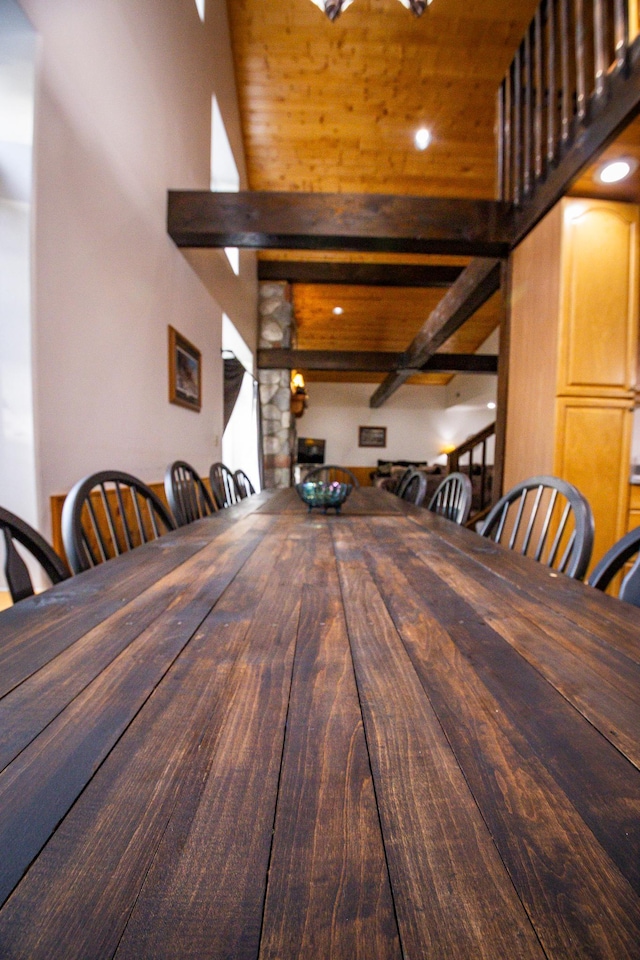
[512,35,640,247]
[370,257,502,407]
[356,518,640,954]
[257,260,464,287]
[258,348,498,374]
[167,191,513,257]
[258,525,401,959]
[0,489,638,958]
[493,259,512,501]
[333,523,546,960]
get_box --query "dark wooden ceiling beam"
[168,191,512,257]
[369,257,503,408]
[258,349,498,374]
[257,261,464,287]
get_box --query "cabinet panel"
[554,399,633,572]
[559,200,638,397]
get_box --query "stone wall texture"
[258,282,294,489]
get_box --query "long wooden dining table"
[0,486,639,959]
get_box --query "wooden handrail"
[447,422,496,523]
[497,0,631,206]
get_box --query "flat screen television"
[297,437,325,464]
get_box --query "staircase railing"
[447,422,495,525]
[497,0,634,206]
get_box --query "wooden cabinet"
[505,198,639,572]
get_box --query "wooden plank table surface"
[0,488,638,959]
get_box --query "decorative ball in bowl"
[295,480,353,514]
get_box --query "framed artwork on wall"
[168,325,201,412]
[359,426,387,448]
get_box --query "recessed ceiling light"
[487,402,496,410]
[596,158,638,184]
[332,306,343,315]
[414,127,431,151]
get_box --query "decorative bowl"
[295,480,353,514]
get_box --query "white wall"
[14,0,256,536]
[300,381,497,467]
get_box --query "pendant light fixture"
[310,0,430,20]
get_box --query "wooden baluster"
[614,0,628,71]
[514,45,523,205]
[524,27,532,195]
[547,0,557,163]
[504,68,513,202]
[560,0,571,142]
[575,0,586,121]
[534,5,544,181]
[496,82,505,200]
[593,0,607,99]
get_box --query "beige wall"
[17,0,257,534]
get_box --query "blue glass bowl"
[295,480,353,514]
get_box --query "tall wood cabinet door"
[554,397,633,571]
[559,200,639,398]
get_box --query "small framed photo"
[169,325,202,412]
[359,426,387,448]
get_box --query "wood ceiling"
[226,0,541,384]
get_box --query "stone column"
[258,282,294,489]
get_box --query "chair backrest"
[0,506,69,603]
[480,475,594,580]
[233,469,256,500]
[61,470,176,574]
[303,464,360,487]
[164,460,216,526]
[394,467,415,498]
[398,469,428,506]
[427,472,473,525]
[209,462,241,509]
[588,526,640,607]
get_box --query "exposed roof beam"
[257,261,464,287]
[258,349,498,374]
[369,258,502,408]
[168,191,512,257]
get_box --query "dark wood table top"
[0,488,638,959]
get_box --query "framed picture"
[359,426,387,448]
[168,325,202,412]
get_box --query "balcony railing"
[497,0,635,205]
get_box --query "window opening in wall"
[195,0,205,23]
[211,96,240,275]
[0,0,39,593]
[221,315,260,492]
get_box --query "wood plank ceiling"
[226,0,541,384]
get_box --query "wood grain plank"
[354,521,640,958]
[0,522,294,958]
[256,487,402,516]
[112,522,308,960]
[258,521,401,960]
[0,514,270,773]
[358,518,640,895]
[0,515,272,907]
[331,522,545,960]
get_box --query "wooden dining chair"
[233,469,256,500]
[164,460,217,526]
[480,475,594,580]
[0,506,70,603]
[398,469,428,507]
[588,526,640,607]
[303,464,360,487]
[61,470,176,574]
[394,467,414,498]
[427,472,473,525]
[209,462,241,509]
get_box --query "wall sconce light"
[291,370,309,418]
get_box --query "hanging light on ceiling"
[310,0,430,20]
